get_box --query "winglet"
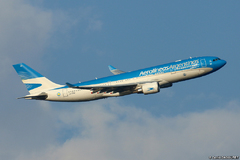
[108,65,125,75]
[108,65,116,71]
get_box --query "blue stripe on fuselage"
[52,56,218,91]
[73,56,211,87]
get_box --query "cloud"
[0,0,103,82]
[15,99,240,160]
[0,2,103,158]
[0,0,52,58]
[0,101,58,160]
[0,0,53,83]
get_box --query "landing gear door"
[62,89,68,97]
[200,59,207,67]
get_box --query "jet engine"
[141,82,160,95]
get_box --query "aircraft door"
[200,59,207,67]
[62,89,68,97]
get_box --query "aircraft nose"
[214,59,226,70]
[220,59,227,67]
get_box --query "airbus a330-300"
[13,56,226,102]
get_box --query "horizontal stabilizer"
[66,82,79,88]
[18,92,48,100]
[108,65,125,75]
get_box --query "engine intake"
[141,82,160,95]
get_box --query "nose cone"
[213,59,227,71]
[221,59,227,66]
[219,59,227,68]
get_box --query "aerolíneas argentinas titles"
[13,56,226,102]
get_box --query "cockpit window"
[213,58,221,62]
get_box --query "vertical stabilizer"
[13,63,63,94]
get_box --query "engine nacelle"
[141,82,160,95]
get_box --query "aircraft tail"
[13,63,63,94]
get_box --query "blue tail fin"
[13,63,43,80]
[13,63,62,94]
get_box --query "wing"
[66,78,173,94]
[66,80,161,94]
[108,65,125,75]
[66,82,137,93]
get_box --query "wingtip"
[108,65,116,71]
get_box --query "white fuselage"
[45,68,212,102]
[14,56,226,102]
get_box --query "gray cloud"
[0,101,57,160]
[0,0,103,82]
[0,2,104,159]
[14,99,240,160]
[0,0,52,58]
[0,0,53,84]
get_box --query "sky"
[1,0,240,159]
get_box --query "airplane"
[13,56,226,102]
